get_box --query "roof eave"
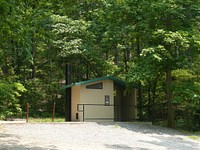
[62,76,125,89]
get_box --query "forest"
[0,0,199,130]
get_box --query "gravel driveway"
[0,122,200,150]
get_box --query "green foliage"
[0,81,26,119]
[172,69,200,130]
[51,15,91,56]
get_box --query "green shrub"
[0,81,26,120]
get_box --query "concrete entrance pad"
[0,119,26,124]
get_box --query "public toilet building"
[64,76,137,122]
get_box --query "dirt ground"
[0,122,200,150]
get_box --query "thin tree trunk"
[138,84,143,120]
[136,34,141,55]
[114,47,119,65]
[123,49,128,72]
[136,34,143,120]
[86,65,89,80]
[106,51,109,60]
[148,83,151,121]
[165,13,174,128]
[82,57,99,78]
[31,40,36,79]
[166,65,174,128]
[31,60,36,79]
[152,77,158,125]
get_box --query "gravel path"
[0,122,200,150]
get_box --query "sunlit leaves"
[51,15,91,57]
[0,81,26,119]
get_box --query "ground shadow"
[97,122,200,150]
[104,144,149,150]
[139,136,200,150]
[0,133,57,150]
[97,122,183,135]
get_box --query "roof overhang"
[62,76,126,89]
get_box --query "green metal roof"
[63,76,125,89]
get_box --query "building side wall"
[114,85,122,121]
[121,89,137,121]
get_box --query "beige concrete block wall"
[80,80,114,104]
[84,105,114,121]
[80,80,114,121]
[71,86,80,121]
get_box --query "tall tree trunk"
[123,38,130,72]
[148,82,152,121]
[31,41,36,79]
[136,34,143,120]
[114,47,119,65]
[152,77,158,125]
[166,65,174,128]
[123,49,128,72]
[165,13,174,128]
[136,34,141,55]
[106,51,109,61]
[138,84,143,120]
[3,56,9,75]
[86,65,89,80]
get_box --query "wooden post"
[52,102,56,122]
[26,103,29,123]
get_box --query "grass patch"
[179,129,200,141]
[114,123,120,128]
[188,136,200,141]
[28,117,65,123]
